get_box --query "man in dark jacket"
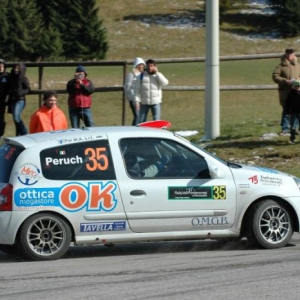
[285,79,300,144]
[0,59,10,137]
[66,65,95,128]
[272,48,300,135]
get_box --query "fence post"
[38,66,44,107]
[122,62,128,125]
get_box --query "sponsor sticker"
[260,175,282,186]
[248,175,258,184]
[45,155,83,166]
[14,181,118,212]
[237,183,250,189]
[248,175,282,186]
[16,163,42,186]
[57,135,96,145]
[191,216,229,228]
[168,186,226,200]
[80,221,126,232]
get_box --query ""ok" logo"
[59,182,117,212]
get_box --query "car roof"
[2,126,175,149]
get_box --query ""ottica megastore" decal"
[14,181,117,212]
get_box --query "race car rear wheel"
[248,200,293,249]
[18,213,72,261]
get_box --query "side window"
[0,144,24,182]
[171,143,210,179]
[120,138,210,179]
[120,138,161,179]
[40,140,116,180]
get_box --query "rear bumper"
[0,211,14,244]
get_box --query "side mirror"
[208,164,225,179]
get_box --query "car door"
[37,139,127,236]
[117,137,237,233]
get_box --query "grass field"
[3,1,300,176]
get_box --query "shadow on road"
[0,239,297,263]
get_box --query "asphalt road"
[1,235,300,300]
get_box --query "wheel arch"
[240,196,299,237]
[15,210,76,243]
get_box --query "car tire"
[18,213,72,261]
[247,200,293,249]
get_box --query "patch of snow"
[242,0,276,15]
[261,133,279,140]
[230,32,282,41]
[240,8,275,15]
[137,0,279,41]
[141,16,205,29]
[175,130,199,137]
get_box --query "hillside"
[96,0,299,60]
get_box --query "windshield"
[0,143,24,182]
[174,133,228,165]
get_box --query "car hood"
[232,164,294,178]
[228,163,300,196]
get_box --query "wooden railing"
[5,52,287,124]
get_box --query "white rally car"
[0,123,300,260]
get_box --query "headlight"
[293,177,300,190]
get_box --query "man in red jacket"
[29,91,68,133]
[66,65,95,128]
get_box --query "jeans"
[12,100,27,136]
[139,104,161,123]
[129,101,140,126]
[69,107,94,128]
[290,113,300,141]
[281,107,290,132]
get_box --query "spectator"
[29,91,68,133]
[0,59,10,138]
[272,48,300,135]
[285,80,300,144]
[134,59,169,123]
[125,57,146,125]
[8,63,30,136]
[66,65,95,128]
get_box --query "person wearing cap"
[272,48,300,135]
[8,63,30,136]
[285,79,300,144]
[125,57,146,125]
[134,59,169,123]
[0,59,10,138]
[29,91,68,134]
[66,65,95,128]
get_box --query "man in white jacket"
[134,59,169,123]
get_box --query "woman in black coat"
[0,59,10,137]
[9,63,30,136]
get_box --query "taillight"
[0,183,13,211]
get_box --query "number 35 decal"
[84,147,109,171]
[213,186,226,200]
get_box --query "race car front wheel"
[248,199,293,249]
[18,213,72,261]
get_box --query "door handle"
[130,190,146,196]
